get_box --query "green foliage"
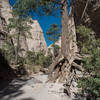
[13,0,37,18]
[25,51,52,68]
[37,54,52,68]
[0,40,25,66]
[25,51,36,65]
[8,16,32,39]
[78,49,100,99]
[77,25,100,99]
[7,2,33,64]
[46,24,60,43]
[0,39,15,64]
[39,0,60,15]
[76,25,96,54]
[12,0,60,16]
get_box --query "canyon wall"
[0,0,47,53]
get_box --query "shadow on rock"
[0,51,16,90]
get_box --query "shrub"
[0,42,15,64]
[25,51,36,65]
[76,25,95,54]
[77,25,100,100]
[78,49,100,99]
[25,50,53,72]
[39,55,52,68]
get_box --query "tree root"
[47,54,83,96]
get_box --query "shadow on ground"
[0,77,36,100]
[0,51,34,100]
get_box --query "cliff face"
[27,20,47,52]
[0,0,47,53]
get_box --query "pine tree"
[46,24,60,58]
[8,4,32,64]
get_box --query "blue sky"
[9,0,61,46]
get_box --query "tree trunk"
[60,0,79,83]
[61,0,78,59]
[15,32,20,64]
[48,0,78,82]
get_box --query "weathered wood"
[72,62,83,71]
[61,1,78,59]
[48,54,61,80]
[48,0,78,84]
[75,54,83,60]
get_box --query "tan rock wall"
[0,0,47,53]
[27,20,47,52]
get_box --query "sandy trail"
[0,73,72,100]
